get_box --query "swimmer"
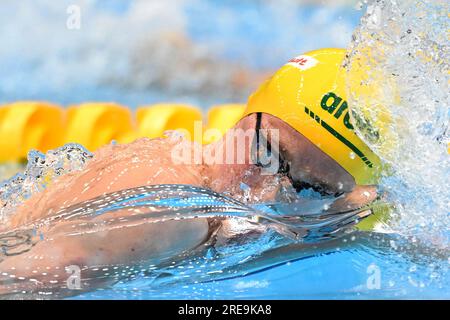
[0,49,380,296]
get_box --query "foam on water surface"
[0,144,92,223]
[345,0,449,247]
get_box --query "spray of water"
[0,144,92,223]
[345,0,449,246]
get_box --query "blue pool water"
[72,232,449,300]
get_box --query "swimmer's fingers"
[315,209,372,235]
[303,209,373,242]
[263,207,372,242]
[325,185,378,215]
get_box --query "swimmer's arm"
[0,232,94,296]
[0,216,209,297]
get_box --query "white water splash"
[0,144,92,222]
[345,0,449,245]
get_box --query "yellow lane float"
[203,104,245,144]
[64,103,134,151]
[0,101,64,161]
[136,104,202,142]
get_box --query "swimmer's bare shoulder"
[0,137,213,295]
[7,137,206,228]
[0,133,288,295]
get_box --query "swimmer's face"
[258,113,356,195]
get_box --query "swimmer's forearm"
[0,217,210,297]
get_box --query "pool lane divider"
[0,102,246,161]
[65,103,135,151]
[136,103,203,141]
[0,102,64,162]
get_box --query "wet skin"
[0,114,377,295]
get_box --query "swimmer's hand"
[252,185,379,241]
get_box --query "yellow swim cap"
[243,48,381,185]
